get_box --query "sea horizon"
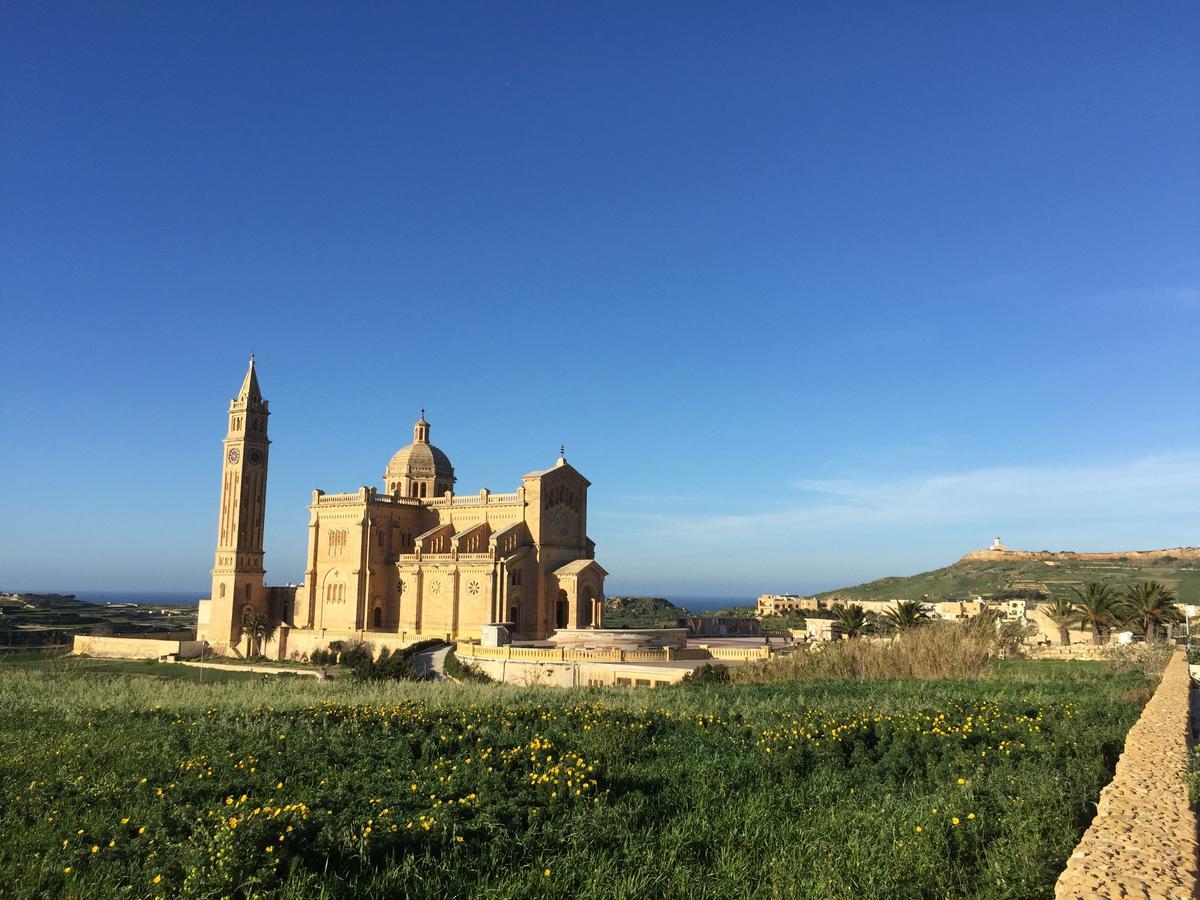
[5,589,754,613]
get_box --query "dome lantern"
[385,411,455,499]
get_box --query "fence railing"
[456,643,771,663]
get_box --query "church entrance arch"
[555,590,569,629]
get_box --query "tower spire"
[238,356,262,403]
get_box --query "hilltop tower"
[203,357,271,651]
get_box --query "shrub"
[338,639,374,670]
[352,647,417,682]
[309,648,336,668]
[1104,642,1173,677]
[443,648,492,683]
[679,663,731,685]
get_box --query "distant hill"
[603,596,689,628]
[0,592,197,650]
[815,546,1200,604]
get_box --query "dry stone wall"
[1055,648,1198,898]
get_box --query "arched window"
[420,482,427,498]
[244,584,251,602]
[410,484,418,497]
[372,607,382,628]
[219,583,226,599]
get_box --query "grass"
[0,656,1155,898]
[1,649,273,684]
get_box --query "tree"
[880,600,930,633]
[830,603,869,639]
[1042,596,1080,646]
[241,612,277,658]
[1071,582,1121,646]
[1121,581,1180,642]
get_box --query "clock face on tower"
[248,448,264,466]
[227,448,241,465]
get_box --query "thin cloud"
[615,452,1200,540]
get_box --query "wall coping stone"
[1054,648,1198,898]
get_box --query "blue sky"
[2,3,1197,600]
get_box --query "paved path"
[411,644,450,680]
[179,660,319,677]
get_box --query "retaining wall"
[72,636,204,659]
[1054,648,1198,898]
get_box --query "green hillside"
[817,555,1200,604]
[603,596,688,628]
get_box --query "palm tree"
[1071,582,1121,645]
[1122,581,1180,642]
[830,603,869,639]
[1041,596,1080,646]
[880,600,930,633]
[242,611,277,658]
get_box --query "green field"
[0,655,1152,898]
[818,555,1200,604]
[0,594,198,649]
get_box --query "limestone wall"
[269,628,445,661]
[463,656,700,688]
[72,636,205,659]
[548,628,688,650]
[1027,643,1113,661]
[1054,648,1198,898]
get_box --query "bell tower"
[205,356,271,651]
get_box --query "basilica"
[197,359,607,658]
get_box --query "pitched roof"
[523,456,591,486]
[553,559,608,578]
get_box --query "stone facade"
[197,361,607,657]
[1054,649,1198,898]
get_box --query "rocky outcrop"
[960,546,1200,563]
[1054,648,1198,898]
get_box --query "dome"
[384,412,455,497]
[386,441,454,478]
